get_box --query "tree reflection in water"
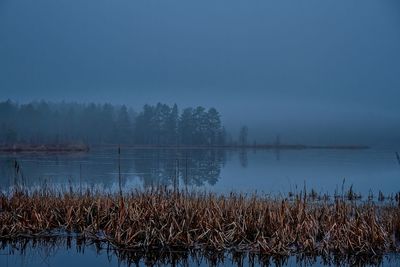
[0,148,228,191]
[133,149,227,188]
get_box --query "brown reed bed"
[0,188,399,260]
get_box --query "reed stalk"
[0,188,399,258]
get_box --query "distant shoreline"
[0,144,90,153]
[98,144,370,150]
[0,143,370,152]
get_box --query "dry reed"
[0,188,399,258]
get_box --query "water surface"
[0,239,398,267]
[1,147,400,267]
[0,147,399,196]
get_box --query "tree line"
[0,100,228,146]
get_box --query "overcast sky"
[1,0,399,145]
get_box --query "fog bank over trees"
[1,99,398,148]
[0,100,228,146]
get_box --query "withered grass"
[0,188,399,258]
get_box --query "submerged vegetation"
[0,187,399,261]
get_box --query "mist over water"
[1,0,399,145]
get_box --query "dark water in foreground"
[0,239,399,267]
[0,147,399,196]
[1,147,400,266]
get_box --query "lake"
[1,146,400,267]
[1,239,399,267]
[1,146,399,196]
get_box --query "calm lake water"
[0,146,400,196]
[1,147,400,267]
[0,239,399,267]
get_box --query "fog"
[1,0,399,146]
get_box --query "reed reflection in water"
[1,238,398,267]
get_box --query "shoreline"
[96,144,371,150]
[0,144,90,153]
[0,143,370,153]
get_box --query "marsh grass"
[0,187,399,260]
